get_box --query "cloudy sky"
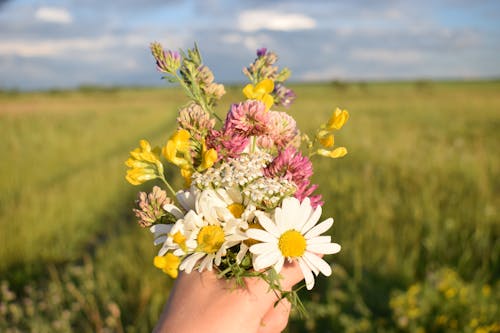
[1,0,499,90]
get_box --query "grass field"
[1,81,499,332]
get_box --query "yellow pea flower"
[317,147,348,158]
[199,143,218,171]
[125,139,164,185]
[319,134,335,148]
[163,129,192,169]
[242,78,274,111]
[180,168,193,187]
[327,108,349,130]
[153,253,180,279]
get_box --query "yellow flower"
[327,108,349,130]
[125,139,164,185]
[317,147,348,159]
[199,144,217,171]
[180,168,193,187]
[242,78,274,111]
[319,133,335,148]
[163,129,192,169]
[154,253,180,278]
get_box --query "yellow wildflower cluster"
[390,267,499,333]
[153,253,180,279]
[242,78,274,111]
[125,140,165,185]
[314,108,349,159]
[163,129,217,185]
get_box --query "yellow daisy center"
[227,203,244,218]
[172,231,187,251]
[278,230,306,258]
[197,225,225,254]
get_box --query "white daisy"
[149,202,184,249]
[178,189,247,273]
[247,196,341,290]
[179,210,246,273]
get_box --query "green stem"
[159,175,177,199]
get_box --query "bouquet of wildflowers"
[125,42,349,306]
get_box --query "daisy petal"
[304,252,332,276]
[249,242,277,255]
[254,251,281,271]
[302,254,319,275]
[298,257,315,290]
[153,235,167,246]
[163,204,184,219]
[236,243,249,263]
[158,245,169,256]
[273,257,285,274]
[306,235,331,244]
[307,242,341,255]
[300,205,322,234]
[304,218,333,239]
[180,252,204,273]
[150,224,172,235]
[176,189,196,210]
[246,228,278,243]
[255,212,281,237]
[198,255,213,272]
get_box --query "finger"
[278,260,304,290]
[257,298,292,333]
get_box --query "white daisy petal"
[198,255,213,272]
[300,205,322,234]
[304,218,333,239]
[150,224,172,235]
[306,235,331,244]
[173,248,185,256]
[255,212,281,237]
[302,253,320,275]
[153,235,167,246]
[296,198,314,230]
[163,204,184,219]
[307,242,341,255]
[254,250,281,271]
[249,242,277,255]
[180,252,205,273]
[273,256,285,274]
[304,252,332,276]
[246,228,278,243]
[176,188,197,210]
[158,244,169,256]
[298,257,315,290]
[236,243,249,263]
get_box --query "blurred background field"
[1,81,499,332]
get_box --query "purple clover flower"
[257,48,267,57]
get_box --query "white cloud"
[0,34,150,58]
[350,48,423,64]
[35,7,73,24]
[221,33,273,52]
[238,10,316,32]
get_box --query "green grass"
[1,81,499,332]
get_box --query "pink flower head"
[206,128,249,160]
[224,100,269,137]
[258,111,298,149]
[264,147,323,208]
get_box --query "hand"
[153,261,304,333]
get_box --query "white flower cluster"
[243,177,296,208]
[192,151,272,189]
[191,151,295,208]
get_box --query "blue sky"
[1,0,499,90]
